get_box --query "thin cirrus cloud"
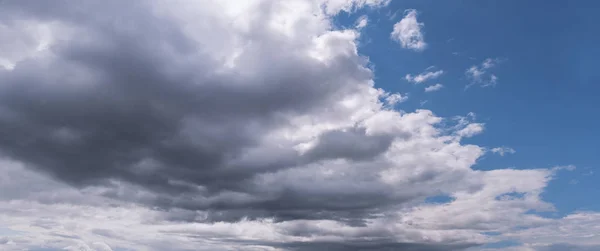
[425,83,444,92]
[355,15,369,29]
[391,9,427,51]
[466,58,502,88]
[491,147,516,156]
[406,69,444,84]
[0,1,592,251]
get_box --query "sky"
[0,0,598,250]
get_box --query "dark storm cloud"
[0,0,396,220]
[305,127,395,161]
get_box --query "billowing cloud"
[0,0,590,250]
[391,9,427,51]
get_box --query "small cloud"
[465,58,502,88]
[552,165,576,172]
[456,123,484,138]
[420,100,428,106]
[491,147,516,156]
[381,92,408,107]
[424,83,443,92]
[482,58,498,69]
[406,70,443,84]
[391,9,426,51]
[355,15,368,29]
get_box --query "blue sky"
[334,0,599,217]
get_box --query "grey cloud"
[1,1,585,251]
[274,241,475,251]
[305,127,396,161]
[535,244,600,251]
[0,0,373,214]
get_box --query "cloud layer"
[0,1,591,250]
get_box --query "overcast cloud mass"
[0,0,597,250]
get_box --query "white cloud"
[383,92,408,106]
[323,0,390,14]
[552,164,576,172]
[499,212,600,250]
[457,123,485,138]
[355,15,369,29]
[0,1,592,250]
[491,147,516,156]
[391,9,427,51]
[425,83,444,92]
[466,58,501,88]
[406,70,444,84]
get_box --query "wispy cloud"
[491,147,516,156]
[466,58,502,88]
[382,92,408,107]
[406,69,444,84]
[355,15,368,29]
[391,9,426,51]
[424,83,444,92]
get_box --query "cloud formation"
[355,15,369,29]
[425,83,444,92]
[406,70,444,84]
[466,58,501,88]
[491,147,516,156]
[0,1,589,250]
[391,9,427,51]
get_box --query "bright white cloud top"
[0,1,594,251]
[391,9,427,51]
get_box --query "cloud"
[466,58,501,88]
[499,212,600,250]
[382,92,408,106]
[355,15,368,29]
[391,9,427,51]
[406,70,444,84]
[491,147,516,156]
[322,0,390,15]
[457,123,485,138]
[425,83,444,92]
[0,0,591,250]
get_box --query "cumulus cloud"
[425,83,444,92]
[466,58,501,88]
[406,70,444,84]
[391,9,427,51]
[0,0,590,250]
